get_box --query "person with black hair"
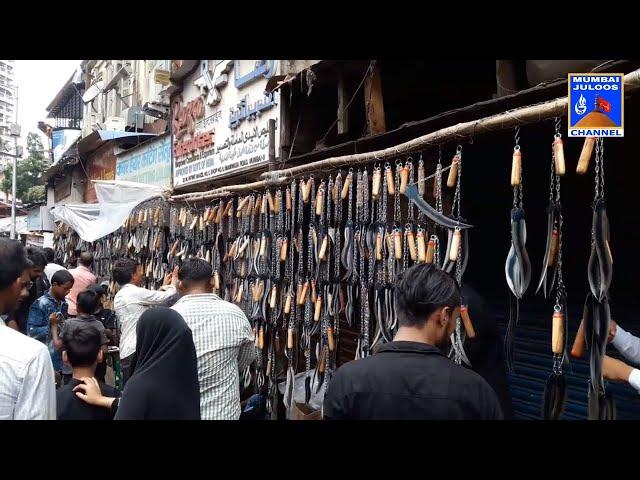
[112,257,179,385]
[87,283,117,346]
[0,239,31,318]
[66,252,97,317]
[56,322,120,420]
[6,246,48,333]
[27,269,74,384]
[323,263,503,420]
[0,238,56,420]
[51,289,110,384]
[43,247,66,287]
[171,258,255,420]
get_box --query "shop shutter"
[499,321,640,420]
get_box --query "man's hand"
[6,319,19,331]
[602,355,634,383]
[608,319,618,343]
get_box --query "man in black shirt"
[56,322,120,420]
[323,263,503,420]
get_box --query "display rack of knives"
[167,153,465,412]
[53,152,466,415]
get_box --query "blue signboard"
[115,135,172,188]
[568,73,624,137]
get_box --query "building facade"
[0,59,16,171]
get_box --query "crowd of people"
[1,236,639,420]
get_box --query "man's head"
[177,258,212,294]
[113,258,142,286]
[26,246,47,279]
[394,263,461,348]
[62,322,103,370]
[77,289,100,316]
[51,270,74,301]
[0,239,31,315]
[78,252,94,269]
[43,247,55,264]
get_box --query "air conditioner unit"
[88,112,102,132]
[121,107,145,130]
[105,116,126,131]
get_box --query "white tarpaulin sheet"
[0,216,28,235]
[51,180,168,242]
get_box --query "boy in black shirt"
[56,322,120,420]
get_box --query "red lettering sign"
[171,95,205,141]
[173,130,214,157]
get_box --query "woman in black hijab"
[74,307,201,420]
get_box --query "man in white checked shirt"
[172,258,255,420]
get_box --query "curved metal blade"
[404,184,473,229]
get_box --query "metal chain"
[297,179,304,225]
[455,230,463,284]
[356,169,363,224]
[418,152,426,222]
[334,172,342,283]
[394,160,401,223]
[381,164,388,224]
[310,177,317,229]
[454,146,463,219]
[402,226,409,272]
[555,210,565,307]
[347,170,354,223]
[407,158,415,220]
[363,168,369,224]
[599,137,605,198]
[327,176,333,227]
[549,134,557,203]
[594,138,601,200]
[435,148,443,215]
[335,171,343,226]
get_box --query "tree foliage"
[1,132,50,203]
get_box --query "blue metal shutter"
[499,321,640,420]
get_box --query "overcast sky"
[15,60,81,148]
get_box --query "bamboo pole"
[170,176,290,202]
[170,69,640,203]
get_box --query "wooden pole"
[364,62,386,135]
